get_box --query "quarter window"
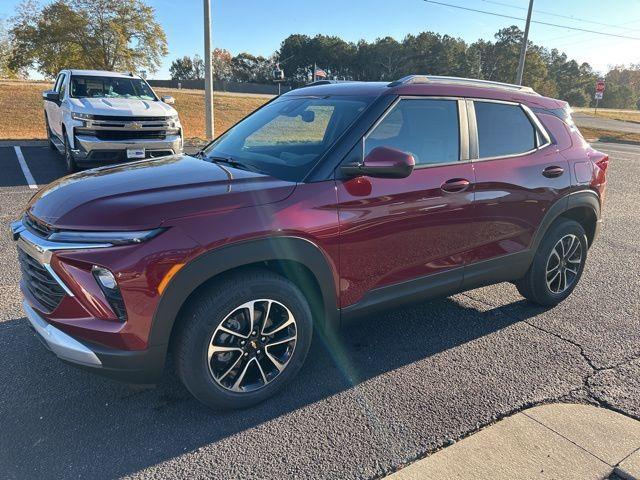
[474,101,537,158]
[365,99,460,166]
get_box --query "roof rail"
[387,75,538,95]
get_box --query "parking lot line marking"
[13,146,38,189]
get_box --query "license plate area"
[126,148,146,159]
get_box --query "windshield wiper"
[203,154,266,174]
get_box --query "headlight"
[92,265,127,322]
[71,112,94,121]
[48,228,165,245]
[167,114,179,122]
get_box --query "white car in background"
[43,69,183,172]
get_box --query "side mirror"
[161,95,175,105]
[342,146,415,179]
[43,90,60,102]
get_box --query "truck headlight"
[71,112,95,121]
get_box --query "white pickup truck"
[43,69,183,172]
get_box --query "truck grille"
[87,130,167,141]
[18,248,65,312]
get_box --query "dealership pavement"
[0,141,638,479]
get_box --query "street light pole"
[203,0,214,139]
[516,0,534,85]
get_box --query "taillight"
[595,155,609,173]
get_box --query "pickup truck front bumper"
[72,133,183,166]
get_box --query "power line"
[422,0,640,41]
[480,0,640,32]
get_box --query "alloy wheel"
[546,234,582,294]
[207,299,297,393]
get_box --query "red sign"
[596,79,606,93]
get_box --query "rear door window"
[474,101,537,158]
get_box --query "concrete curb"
[387,403,640,480]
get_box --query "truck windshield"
[70,76,157,100]
[202,95,372,182]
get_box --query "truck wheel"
[63,133,78,173]
[516,218,588,306]
[174,269,313,410]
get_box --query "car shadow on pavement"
[0,295,549,478]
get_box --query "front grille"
[80,130,167,141]
[18,249,65,311]
[23,214,56,239]
[90,115,168,122]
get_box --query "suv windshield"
[202,95,372,181]
[70,75,157,100]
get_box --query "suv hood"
[69,97,177,117]
[27,155,296,230]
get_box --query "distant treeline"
[172,26,640,109]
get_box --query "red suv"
[12,76,608,409]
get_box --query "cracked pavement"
[0,141,638,479]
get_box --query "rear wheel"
[63,132,77,173]
[174,270,313,410]
[516,218,588,306]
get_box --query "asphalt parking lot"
[0,142,638,479]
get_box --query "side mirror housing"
[43,90,60,102]
[342,146,415,179]
[161,95,175,105]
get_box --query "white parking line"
[13,146,38,189]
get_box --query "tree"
[211,48,232,81]
[170,54,204,80]
[10,0,168,78]
[0,19,21,78]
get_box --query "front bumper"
[72,134,183,165]
[24,300,166,383]
[12,220,167,383]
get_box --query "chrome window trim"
[468,98,554,162]
[361,95,468,170]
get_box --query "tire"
[44,114,57,151]
[516,218,588,306]
[174,269,313,410]
[63,132,78,173]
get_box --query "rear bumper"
[23,301,166,383]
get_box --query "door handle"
[542,166,564,178]
[441,178,471,193]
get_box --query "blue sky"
[1,0,639,78]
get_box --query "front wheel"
[63,133,77,173]
[174,270,313,410]
[516,218,588,306]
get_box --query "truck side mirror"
[43,90,60,102]
[161,95,175,105]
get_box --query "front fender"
[147,236,340,348]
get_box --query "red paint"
[20,80,607,353]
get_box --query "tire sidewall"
[63,133,77,172]
[532,219,588,304]
[178,273,313,409]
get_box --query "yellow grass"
[0,81,271,141]
[574,107,640,124]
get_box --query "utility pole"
[516,0,534,85]
[203,0,214,139]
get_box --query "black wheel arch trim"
[531,189,601,252]
[148,236,340,348]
